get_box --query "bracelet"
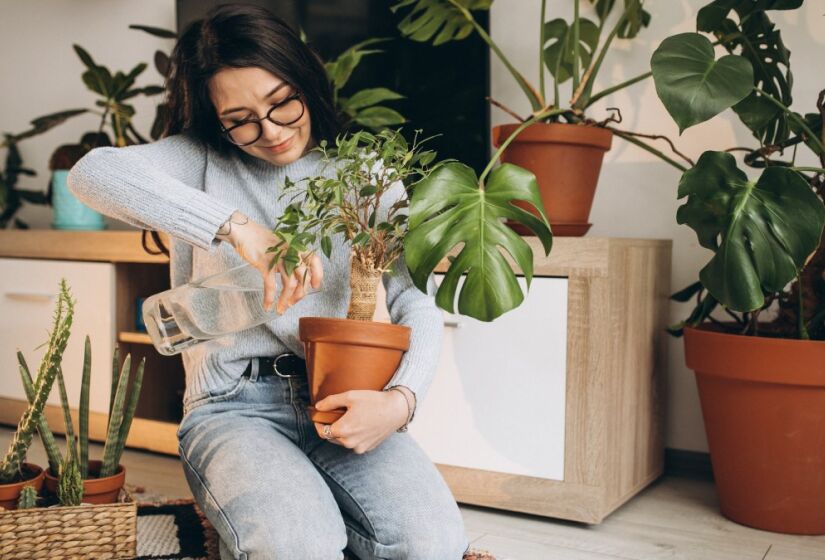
[383,386,416,432]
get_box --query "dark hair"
[164,3,340,152]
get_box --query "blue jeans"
[176,362,470,560]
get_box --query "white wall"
[0,0,176,229]
[491,0,825,452]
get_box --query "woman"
[68,4,469,559]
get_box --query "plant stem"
[755,88,825,156]
[798,275,810,340]
[447,0,543,111]
[586,71,652,108]
[539,0,547,104]
[572,0,581,92]
[612,130,688,172]
[479,107,566,185]
[572,4,630,109]
[792,167,825,174]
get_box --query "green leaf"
[343,88,405,111]
[128,24,178,39]
[404,162,553,321]
[651,33,753,132]
[732,92,781,137]
[72,44,98,71]
[13,109,88,142]
[325,38,389,91]
[353,107,406,129]
[697,2,795,144]
[321,236,333,259]
[676,151,825,311]
[542,18,600,84]
[670,280,703,302]
[391,0,492,45]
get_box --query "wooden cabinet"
[0,231,671,524]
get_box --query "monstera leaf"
[677,151,825,311]
[543,18,600,84]
[391,0,492,45]
[587,0,651,38]
[651,33,754,132]
[697,1,796,144]
[404,162,553,321]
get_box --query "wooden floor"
[3,427,824,559]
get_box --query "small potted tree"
[272,128,553,422]
[392,0,662,235]
[650,1,825,535]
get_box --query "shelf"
[118,331,152,345]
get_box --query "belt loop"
[249,358,260,382]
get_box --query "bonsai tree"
[649,0,825,339]
[273,127,553,322]
[0,281,73,485]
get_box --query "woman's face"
[209,67,314,166]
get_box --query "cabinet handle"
[443,319,463,328]
[5,292,54,303]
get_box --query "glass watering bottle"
[142,263,319,356]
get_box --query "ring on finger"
[322,424,335,440]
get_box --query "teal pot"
[51,170,105,230]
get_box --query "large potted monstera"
[651,0,825,535]
[392,0,656,235]
[271,128,552,422]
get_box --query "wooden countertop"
[0,230,168,263]
[0,229,671,276]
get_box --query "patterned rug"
[136,498,497,560]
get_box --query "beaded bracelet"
[383,385,416,432]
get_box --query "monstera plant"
[391,0,663,235]
[650,0,825,536]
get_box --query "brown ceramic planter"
[684,325,825,535]
[299,317,411,424]
[492,122,613,237]
[0,463,45,510]
[44,459,126,505]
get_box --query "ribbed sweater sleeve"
[67,134,237,251]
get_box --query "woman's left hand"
[313,389,410,454]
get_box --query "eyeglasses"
[219,91,305,147]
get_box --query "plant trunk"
[347,255,382,322]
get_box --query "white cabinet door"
[377,275,568,481]
[0,258,115,414]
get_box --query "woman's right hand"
[217,211,323,313]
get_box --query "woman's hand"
[217,211,323,313]
[313,389,411,454]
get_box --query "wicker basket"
[0,488,136,560]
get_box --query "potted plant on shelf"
[18,339,145,505]
[392,0,658,235]
[650,1,825,535]
[271,127,552,422]
[0,280,73,510]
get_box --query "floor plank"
[2,427,824,559]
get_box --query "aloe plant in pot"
[392,0,659,236]
[650,0,825,535]
[272,127,552,422]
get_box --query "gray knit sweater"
[67,134,443,411]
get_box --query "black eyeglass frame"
[219,91,305,147]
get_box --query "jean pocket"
[183,376,249,416]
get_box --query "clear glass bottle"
[142,263,319,356]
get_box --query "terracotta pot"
[0,463,45,510]
[684,325,825,535]
[44,459,126,505]
[299,317,411,424]
[492,122,613,237]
